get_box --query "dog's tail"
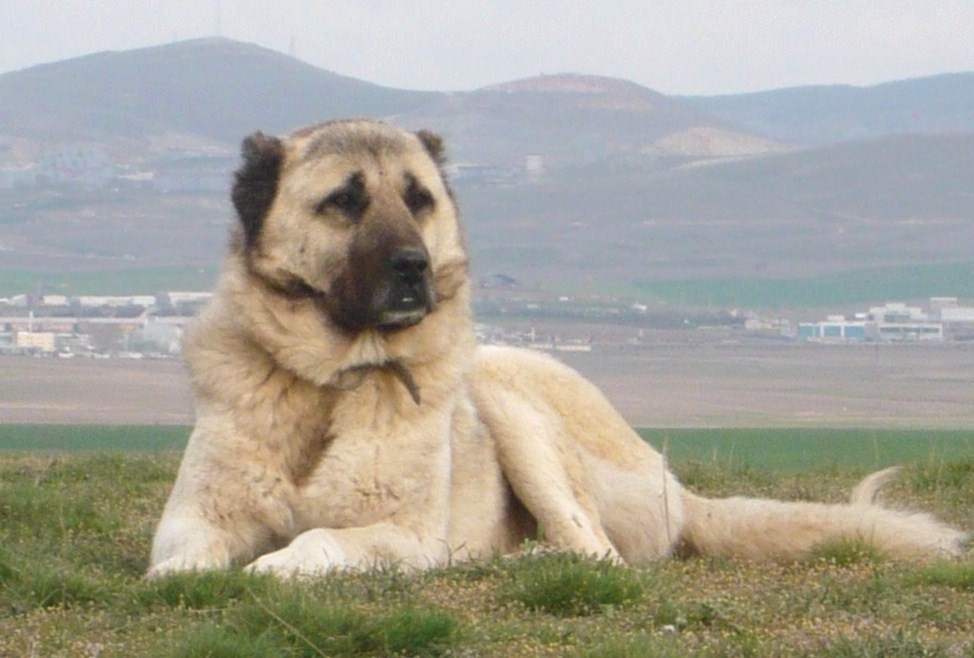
[677,467,968,561]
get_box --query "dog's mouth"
[266,273,434,333]
[378,309,427,330]
[376,280,435,331]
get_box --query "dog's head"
[231,120,464,334]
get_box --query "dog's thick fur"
[148,120,967,578]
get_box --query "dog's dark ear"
[416,130,446,166]
[232,132,284,250]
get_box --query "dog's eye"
[315,172,369,220]
[316,185,368,220]
[404,177,435,216]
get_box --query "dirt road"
[2,341,973,428]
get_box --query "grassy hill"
[458,133,974,288]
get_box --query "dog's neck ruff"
[331,360,421,405]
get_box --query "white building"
[941,307,974,324]
[800,302,947,343]
[798,316,873,341]
[867,302,927,323]
[16,331,56,352]
[166,291,213,305]
[72,295,155,308]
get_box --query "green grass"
[172,587,458,658]
[908,561,974,590]
[501,551,644,616]
[0,451,971,656]
[808,539,888,567]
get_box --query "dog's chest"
[288,407,451,531]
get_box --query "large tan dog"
[148,120,966,578]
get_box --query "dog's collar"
[331,360,421,405]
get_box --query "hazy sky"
[2,1,973,96]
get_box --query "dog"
[148,120,967,578]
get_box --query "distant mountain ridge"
[0,38,440,147]
[682,72,974,145]
[1,38,972,296]
[396,73,787,167]
[0,43,785,169]
[2,38,971,163]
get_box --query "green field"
[632,261,974,308]
[0,266,219,297]
[4,260,973,307]
[5,425,973,473]
[639,428,974,472]
[0,443,971,656]
[0,424,191,452]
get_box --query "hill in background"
[1,38,972,305]
[0,38,439,147]
[397,74,788,168]
[682,72,974,145]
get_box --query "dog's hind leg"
[475,387,619,559]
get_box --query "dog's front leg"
[147,513,241,577]
[245,522,447,576]
[148,493,290,578]
[147,420,296,578]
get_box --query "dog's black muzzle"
[377,246,435,330]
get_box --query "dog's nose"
[390,248,429,285]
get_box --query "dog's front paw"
[246,529,347,578]
[145,553,229,580]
